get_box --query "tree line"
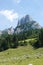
[0,34,18,51]
[0,28,43,51]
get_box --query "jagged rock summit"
[15,15,41,34]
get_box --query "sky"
[0,0,43,30]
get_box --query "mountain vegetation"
[0,15,43,52]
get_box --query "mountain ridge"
[0,15,41,35]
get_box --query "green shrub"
[29,39,40,48]
[23,40,27,46]
[19,41,27,46]
[29,39,37,46]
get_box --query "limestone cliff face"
[15,15,41,34]
[2,27,14,35]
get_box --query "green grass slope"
[0,44,43,65]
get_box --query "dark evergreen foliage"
[0,28,43,52]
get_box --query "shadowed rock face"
[15,15,41,34]
[18,15,33,26]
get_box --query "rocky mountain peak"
[15,15,41,34]
[17,15,33,26]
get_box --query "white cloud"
[14,0,21,4]
[0,10,19,22]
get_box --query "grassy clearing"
[19,38,37,46]
[19,38,36,43]
[0,44,43,65]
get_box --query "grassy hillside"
[0,44,43,65]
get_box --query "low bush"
[19,40,27,46]
[29,39,40,48]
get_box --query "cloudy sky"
[0,0,43,30]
